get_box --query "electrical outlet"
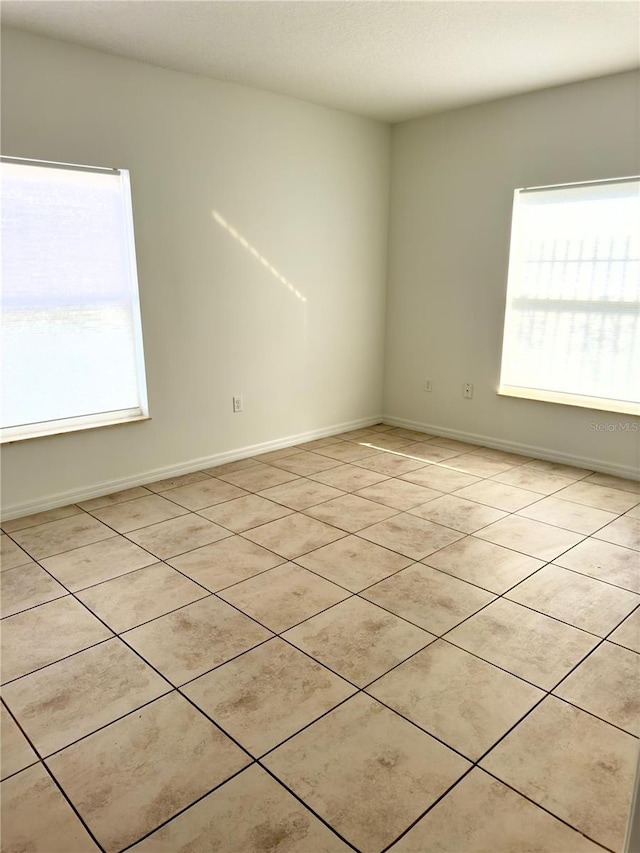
[424,378,432,392]
[463,383,473,399]
[232,395,243,413]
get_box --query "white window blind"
[1,158,149,442]
[498,177,640,416]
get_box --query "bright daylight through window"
[498,177,640,416]
[1,158,149,442]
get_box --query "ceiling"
[2,1,639,123]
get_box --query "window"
[498,177,640,416]
[1,157,149,442]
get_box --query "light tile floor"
[1,424,639,853]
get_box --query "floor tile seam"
[288,550,415,597]
[40,759,109,853]
[0,505,98,543]
[548,693,640,740]
[215,472,303,492]
[469,527,591,563]
[20,687,176,764]
[2,547,213,627]
[514,504,633,537]
[1,524,119,564]
[298,504,405,535]
[0,503,83,535]
[77,487,157,513]
[474,767,617,853]
[537,489,640,516]
[377,764,476,853]
[591,533,640,553]
[254,762,362,853]
[0,636,115,689]
[0,696,43,770]
[1,588,71,621]
[544,559,640,596]
[105,761,255,853]
[82,497,193,531]
[235,525,350,564]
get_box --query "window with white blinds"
[498,177,640,416]
[1,158,149,442]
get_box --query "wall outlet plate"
[233,395,243,413]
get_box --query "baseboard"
[0,414,383,521]
[382,414,640,481]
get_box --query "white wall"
[384,71,640,476]
[1,28,390,516]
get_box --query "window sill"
[1,414,151,445]
[498,386,640,417]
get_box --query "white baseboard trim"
[382,415,640,481]
[1,415,383,521]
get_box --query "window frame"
[497,176,640,417]
[0,156,150,444]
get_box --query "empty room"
[1,2,639,852]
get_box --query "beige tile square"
[309,463,389,491]
[295,535,413,591]
[554,537,640,593]
[387,428,433,441]
[299,435,345,449]
[168,535,285,591]
[1,704,38,780]
[424,537,544,594]
[522,459,593,480]
[198,494,293,531]
[334,428,377,440]
[77,563,209,632]
[453,480,551,512]
[316,441,380,463]
[470,447,533,465]
[272,451,341,476]
[356,451,429,476]
[506,564,640,636]
[491,467,576,495]
[253,447,303,462]
[594,515,640,550]
[400,442,461,462]
[355,478,442,510]
[480,696,637,852]
[258,478,345,510]
[474,516,583,561]
[362,564,494,634]
[89,494,188,533]
[1,563,67,617]
[41,535,157,592]
[218,463,300,491]
[2,597,112,684]
[124,596,271,685]
[554,481,640,514]
[46,692,250,853]
[1,763,101,852]
[584,472,640,494]
[446,598,599,689]
[409,495,506,534]
[263,693,469,853]
[1,534,38,571]
[609,608,640,653]
[400,466,481,493]
[358,513,464,560]
[554,641,639,735]
[428,437,480,452]
[10,514,115,560]
[284,597,434,687]
[205,457,262,476]
[241,513,347,560]
[218,562,349,632]
[159,478,248,510]
[144,470,211,493]
[390,768,603,853]
[305,494,399,532]
[129,764,352,853]
[362,434,413,452]
[517,496,617,535]
[126,513,231,559]
[2,504,82,534]
[3,639,170,756]
[78,486,152,511]
[368,640,543,760]
[183,638,355,755]
[441,453,515,478]
[628,504,640,519]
